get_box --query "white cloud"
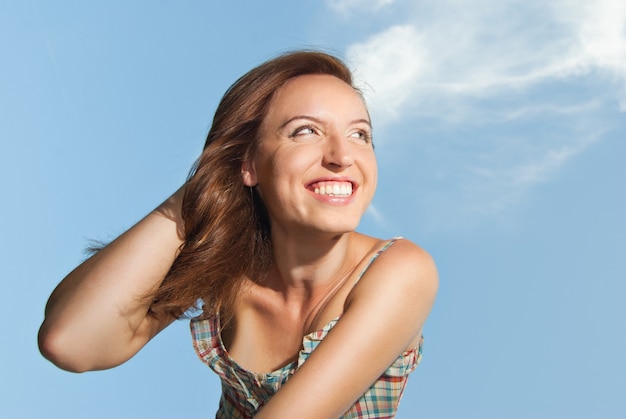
[339,0,624,224]
[555,0,626,108]
[347,25,431,119]
[345,0,626,119]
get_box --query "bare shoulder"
[382,237,436,273]
[352,237,438,296]
[345,237,438,337]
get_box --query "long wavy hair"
[149,50,356,321]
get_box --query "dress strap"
[354,237,402,285]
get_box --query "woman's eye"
[350,130,372,144]
[290,125,318,138]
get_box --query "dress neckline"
[213,312,343,377]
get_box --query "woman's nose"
[322,134,354,169]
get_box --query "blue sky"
[2,1,625,417]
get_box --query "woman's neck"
[266,230,360,301]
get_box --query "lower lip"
[307,189,356,205]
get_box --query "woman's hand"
[38,187,186,372]
[254,239,439,419]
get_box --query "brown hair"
[150,50,356,321]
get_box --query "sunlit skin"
[38,71,438,419]
[233,74,382,373]
[242,74,377,238]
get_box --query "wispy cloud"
[326,0,394,14]
[345,0,626,119]
[463,132,604,215]
[364,204,389,229]
[347,25,431,120]
[333,0,623,225]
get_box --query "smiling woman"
[243,74,377,237]
[38,50,438,419]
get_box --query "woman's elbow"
[38,322,92,373]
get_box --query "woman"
[39,50,438,418]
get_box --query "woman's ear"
[241,159,258,187]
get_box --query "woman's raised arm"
[38,188,186,372]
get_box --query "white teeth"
[313,182,353,197]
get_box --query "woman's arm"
[38,188,185,372]
[255,239,438,419]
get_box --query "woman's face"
[242,74,377,236]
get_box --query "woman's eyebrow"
[278,115,371,130]
[278,115,323,130]
[351,118,372,128]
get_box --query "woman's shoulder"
[385,236,435,270]
[348,234,438,307]
[356,234,436,274]
[339,234,437,358]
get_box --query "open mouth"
[308,181,354,197]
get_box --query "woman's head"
[154,51,368,319]
[243,73,377,238]
[184,50,365,241]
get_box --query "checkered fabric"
[190,238,423,418]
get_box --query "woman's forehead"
[267,74,368,121]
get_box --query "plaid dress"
[190,238,423,418]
